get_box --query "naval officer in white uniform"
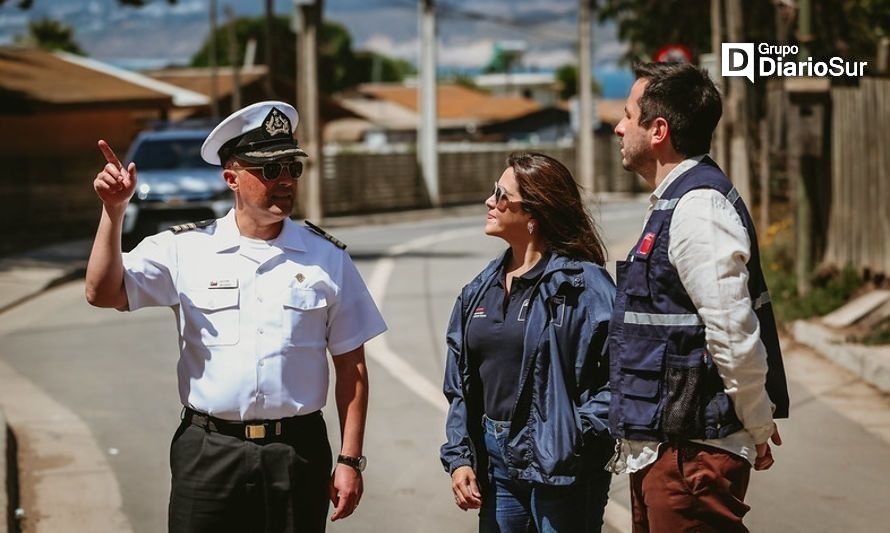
[86,101,386,533]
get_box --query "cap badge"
[264,108,291,136]
[295,273,305,283]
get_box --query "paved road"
[2,197,888,532]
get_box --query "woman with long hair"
[441,153,615,532]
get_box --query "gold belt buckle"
[245,424,266,439]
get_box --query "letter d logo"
[722,43,755,83]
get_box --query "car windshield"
[131,138,214,170]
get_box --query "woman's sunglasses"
[492,182,511,209]
[238,161,303,181]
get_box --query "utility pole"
[726,0,751,203]
[710,0,726,170]
[795,0,813,294]
[419,0,439,206]
[576,0,595,195]
[208,0,219,120]
[264,0,276,98]
[225,5,241,112]
[295,0,323,221]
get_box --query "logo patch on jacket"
[472,306,487,319]
[636,232,657,258]
[549,296,565,327]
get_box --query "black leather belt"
[182,407,321,441]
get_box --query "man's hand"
[450,465,482,510]
[754,426,782,471]
[94,140,137,211]
[329,463,363,521]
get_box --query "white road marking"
[365,227,479,414]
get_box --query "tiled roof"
[0,47,173,108]
[355,83,541,123]
[145,66,269,99]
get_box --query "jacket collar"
[465,250,584,306]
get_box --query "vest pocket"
[618,338,665,427]
[661,349,710,438]
[622,258,651,298]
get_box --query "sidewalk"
[789,289,890,394]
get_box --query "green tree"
[15,18,83,54]
[191,15,411,94]
[598,0,889,64]
[554,64,602,100]
[484,45,523,74]
[191,15,295,82]
[352,51,415,85]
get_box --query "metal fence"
[824,78,890,275]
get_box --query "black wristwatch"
[337,454,367,472]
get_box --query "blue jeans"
[478,416,611,533]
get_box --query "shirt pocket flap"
[189,288,239,311]
[284,288,327,310]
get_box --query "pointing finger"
[98,140,122,169]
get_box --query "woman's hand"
[450,466,482,510]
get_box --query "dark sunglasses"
[239,161,303,181]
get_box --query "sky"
[0,0,632,94]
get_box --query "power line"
[362,0,578,44]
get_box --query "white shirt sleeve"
[669,190,775,444]
[122,231,180,311]
[326,252,387,356]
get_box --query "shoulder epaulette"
[304,220,347,249]
[168,219,216,234]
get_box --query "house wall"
[0,107,164,252]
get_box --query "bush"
[761,218,863,324]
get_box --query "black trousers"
[168,413,332,533]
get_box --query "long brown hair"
[508,152,607,265]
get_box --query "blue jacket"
[440,251,616,485]
[609,158,789,442]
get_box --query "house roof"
[596,99,626,126]
[335,97,419,130]
[0,47,201,110]
[353,83,541,125]
[474,72,559,90]
[145,65,269,101]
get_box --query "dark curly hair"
[507,152,606,266]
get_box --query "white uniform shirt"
[609,156,774,474]
[122,210,387,421]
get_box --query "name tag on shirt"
[208,279,239,289]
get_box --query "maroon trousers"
[629,441,751,533]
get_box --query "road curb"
[791,320,890,393]
[1,408,19,533]
[0,267,87,317]
[1,409,6,533]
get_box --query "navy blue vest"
[609,158,789,441]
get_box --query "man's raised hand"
[94,140,137,209]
